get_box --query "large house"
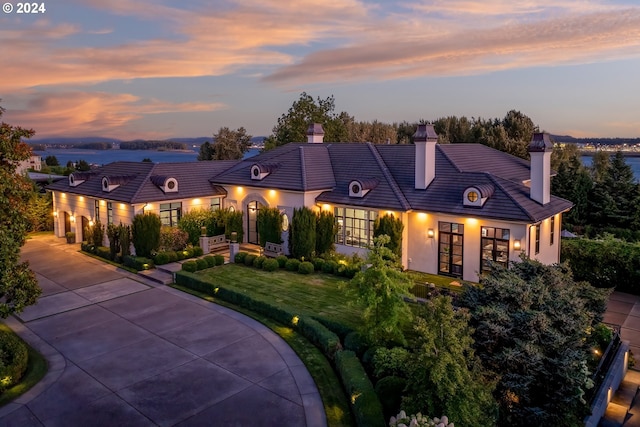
[48,124,572,282]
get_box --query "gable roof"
[47,161,237,203]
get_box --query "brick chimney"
[414,124,438,189]
[306,123,324,143]
[528,132,553,205]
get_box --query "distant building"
[16,155,42,175]
[47,125,572,282]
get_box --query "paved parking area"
[0,236,325,426]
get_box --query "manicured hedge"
[244,254,257,267]
[235,251,248,264]
[276,255,288,268]
[253,256,266,269]
[196,258,208,271]
[204,255,216,268]
[344,331,369,358]
[285,259,301,272]
[298,261,314,275]
[214,254,225,266]
[182,260,198,272]
[262,258,279,272]
[335,350,386,427]
[96,246,111,260]
[0,329,29,392]
[123,255,154,271]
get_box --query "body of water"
[581,155,640,182]
[35,148,260,166]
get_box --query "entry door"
[247,201,263,244]
[438,222,464,277]
[64,212,71,234]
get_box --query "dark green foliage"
[460,257,610,426]
[253,256,266,269]
[199,127,252,160]
[192,246,204,257]
[375,376,407,421]
[154,252,171,265]
[298,261,314,275]
[204,255,216,268]
[562,237,640,293]
[182,260,198,272]
[132,213,161,258]
[276,255,288,268]
[234,251,248,264]
[313,317,355,342]
[90,221,104,247]
[289,207,316,260]
[106,223,121,261]
[25,191,53,232]
[214,254,225,266]
[373,215,404,259]
[244,254,257,267]
[119,224,131,258]
[0,329,29,392]
[344,331,369,358]
[322,260,337,274]
[262,258,279,271]
[257,207,283,246]
[225,210,244,242]
[122,255,154,271]
[80,242,94,253]
[183,247,194,258]
[178,208,229,245]
[312,258,325,271]
[159,226,188,252]
[371,347,410,379]
[175,250,185,261]
[65,232,75,243]
[44,155,59,166]
[96,246,111,260]
[285,258,301,272]
[195,258,208,271]
[297,316,341,359]
[334,350,386,427]
[315,210,336,256]
[167,251,178,262]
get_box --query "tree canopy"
[199,127,252,160]
[0,103,42,317]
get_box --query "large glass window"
[481,227,510,272]
[334,207,378,248]
[438,222,464,277]
[95,200,100,223]
[211,197,221,211]
[107,202,113,224]
[535,224,541,254]
[160,202,182,227]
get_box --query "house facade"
[48,125,572,282]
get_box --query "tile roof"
[47,161,237,203]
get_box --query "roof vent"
[251,163,279,181]
[150,175,178,193]
[463,184,494,207]
[349,178,378,198]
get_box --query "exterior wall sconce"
[70,215,75,223]
[427,228,434,238]
[513,239,521,250]
[53,211,58,217]
[89,220,94,227]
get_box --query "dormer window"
[463,184,494,207]
[102,175,136,193]
[69,172,92,187]
[349,178,378,198]
[250,163,279,181]
[150,175,178,193]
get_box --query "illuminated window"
[481,227,510,272]
[211,197,221,211]
[160,202,182,227]
[467,191,478,202]
[550,216,555,245]
[535,224,541,254]
[438,222,464,277]
[107,202,113,224]
[95,200,100,223]
[282,213,289,232]
[334,207,377,248]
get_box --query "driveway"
[0,235,326,426]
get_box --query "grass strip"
[171,283,355,427]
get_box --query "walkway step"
[137,268,174,285]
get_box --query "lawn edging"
[175,270,386,427]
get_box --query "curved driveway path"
[0,236,326,426]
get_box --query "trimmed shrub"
[235,251,248,264]
[373,214,404,259]
[225,210,244,243]
[182,260,198,272]
[316,210,336,256]
[132,213,161,258]
[289,207,316,259]
[196,258,208,271]
[335,350,386,427]
[214,254,225,266]
[298,317,342,359]
[107,223,121,261]
[375,376,407,421]
[90,221,104,247]
[244,254,257,267]
[96,246,111,260]
[0,329,29,392]
[204,255,216,268]
[192,246,204,257]
[154,252,171,265]
[81,242,95,253]
[344,331,369,358]
[262,258,279,272]
[314,317,355,342]
[285,258,301,272]
[298,261,314,275]
[167,251,178,263]
[322,260,338,274]
[257,207,283,247]
[123,255,154,271]
[175,250,186,261]
[183,247,194,258]
[312,258,325,271]
[276,255,288,268]
[119,223,132,258]
[253,256,266,269]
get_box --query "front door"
[64,212,71,234]
[438,222,464,277]
[247,201,263,244]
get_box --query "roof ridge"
[129,163,158,204]
[299,146,307,191]
[486,173,535,222]
[437,145,463,173]
[366,142,411,210]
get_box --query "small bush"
[167,251,178,263]
[276,255,288,268]
[285,259,301,272]
[375,376,407,421]
[159,226,189,252]
[345,265,360,279]
[96,246,111,260]
[298,261,314,275]
[182,260,198,272]
[204,255,216,268]
[81,242,95,253]
[336,264,347,277]
[175,250,186,261]
[344,331,369,358]
[0,330,29,392]
[154,252,171,265]
[196,258,208,271]
[183,247,194,258]
[262,258,279,272]
[253,256,266,269]
[312,258,325,271]
[244,254,257,267]
[235,251,248,264]
[123,255,154,271]
[214,254,225,266]
[322,260,338,274]
[192,246,204,257]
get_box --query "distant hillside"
[30,136,122,144]
[30,135,267,147]
[551,135,640,146]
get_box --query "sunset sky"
[2,0,640,140]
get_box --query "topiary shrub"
[235,251,248,264]
[316,210,336,256]
[90,221,104,247]
[244,254,257,266]
[204,255,216,268]
[253,256,266,269]
[166,251,178,262]
[276,255,288,268]
[96,246,111,260]
[322,260,338,274]
[298,261,314,275]
[262,258,279,272]
[214,254,225,266]
[312,258,325,271]
[123,255,154,271]
[285,258,301,272]
[225,209,244,243]
[0,329,29,392]
[182,260,198,272]
[154,252,171,265]
[196,258,208,271]
[257,207,283,247]
[373,214,404,259]
[132,213,161,258]
[106,223,121,261]
[192,246,204,257]
[289,207,316,260]
[175,250,186,261]
[375,376,408,422]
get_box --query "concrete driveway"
[0,236,325,426]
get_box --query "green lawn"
[194,264,363,328]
